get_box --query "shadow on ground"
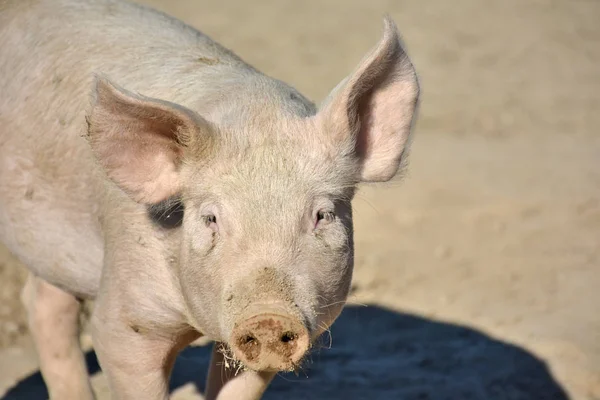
[2,305,568,400]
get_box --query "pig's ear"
[317,17,420,182]
[86,78,205,204]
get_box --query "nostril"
[241,334,258,345]
[280,331,297,343]
[236,332,262,363]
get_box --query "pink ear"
[86,78,202,204]
[319,17,420,182]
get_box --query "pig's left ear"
[317,17,420,182]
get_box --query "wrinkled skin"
[0,0,420,399]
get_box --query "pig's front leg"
[90,301,198,400]
[21,273,96,400]
[205,343,276,400]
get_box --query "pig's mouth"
[215,343,248,375]
[216,337,310,375]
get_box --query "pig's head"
[86,18,419,372]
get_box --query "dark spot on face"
[287,91,316,117]
[85,115,92,133]
[136,236,147,247]
[130,325,140,333]
[196,56,220,65]
[51,75,63,87]
[147,196,184,229]
[24,188,34,200]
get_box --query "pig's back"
[0,0,251,298]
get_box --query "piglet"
[0,0,420,398]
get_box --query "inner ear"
[317,17,420,183]
[86,77,213,204]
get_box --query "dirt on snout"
[1,0,599,399]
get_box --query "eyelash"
[316,210,335,225]
[147,198,184,229]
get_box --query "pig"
[0,0,420,399]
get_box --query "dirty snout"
[230,304,310,372]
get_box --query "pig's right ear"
[86,78,208,204]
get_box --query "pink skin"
[0,0,419,398]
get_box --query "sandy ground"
[1,0,599,399]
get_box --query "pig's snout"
[230,312,309,372]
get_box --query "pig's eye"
[202,214,218,231]
[147,197,184,229]
[316,210,336,227]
